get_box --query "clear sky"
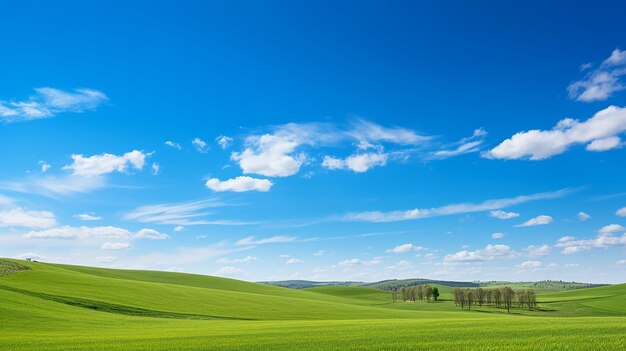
[1,0,625,283]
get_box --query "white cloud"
[74,212,102,221]
[486,106,626,160]
[165,141,181,150]
[124,199,245,226]
[174,226,184,232]
[63,150,147,177]
[430,129,487,159]
[444,244,515,264]
[235,235,296,246]
[386,243,425,254]
[0,87,107,123]
[17,252,45,260]
[322,152,388,173]
[0,207,57,229]
[617,259,626,266]
[338,257,383,267]
[205,176,273,192]
[568,49,626,102]
[516,215,553,227]
[231,119,428,178]
[577,212,591,221]
[192,138,208,153]
[385,260,414,271]
[151,162,160,175]
[344,189,568,223]
[286,258,304,264]
[39,161,51,173]
[599,224,625,234]
[217,256,257,264]
[525,244,551,257]
[25,225,132,240]
[517,260,542,269]
[616,207,626,217]
[489,210,520,219]
[491,232,505,239]
[101,242,132,250]
[216,135,233,149]
[134,228,169,240]
[213,266,247,276]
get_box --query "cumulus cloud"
[63,150,147,177]
[192,138,208,153]
[444,244,515,264]
[385,260,414,271]
[0,87,107,123]
[491,232,505,239]
[151,162,160,175]
[39,161,51,173]
[568,49,626,102]
[386,243,425,254]
[0,207,57,229]
[74,212,102,221]
[525,244,551,257]
[235,235,296,246]
[213,266,247,276]
[344,189,568,223]
[616,207,626,217]
[516,215,553,227]
[134,228,169,240]
[599,224,625,234]
[489,210,520,219]
[322,152,388,173]
[556,230,626,254]
[205,176,273,192]
[216,135,233,149]
[231,119,428,177]
[485,106,626,160]
[101,242,132,250]
[577,212,591,221]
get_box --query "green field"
[1,258,625,350]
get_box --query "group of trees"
[392,284,439,303]
[453,287,536,313]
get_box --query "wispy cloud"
[0,87,107,122]
[124,199,250,226]
[343,189,571,223]
[235,235,296,246]
[568,49,626,102]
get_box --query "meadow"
[1,258,625,350]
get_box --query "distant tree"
[465,289,474,310]
[525,290,536,310]
[493,288,502,308]
[476,288,485,306]
[391,287,398,303]
[454,288,466,309]
[517,290,527,308]
[409,286,416,302]
[431,287,439,301]
[416,285,424,301]
[501,287,515,314]
[424,284,432,302]
[401,287,408,302]
[485,288,493,305]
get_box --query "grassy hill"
[1,258,625,350]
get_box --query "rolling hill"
[1,258,625,350]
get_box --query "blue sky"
[1,1,626,283]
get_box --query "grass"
[1,258,625,350]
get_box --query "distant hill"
[361,279,479,290]
[260,280,361,289]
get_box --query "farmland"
[1,258,625,350]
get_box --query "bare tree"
[454,288,466,309]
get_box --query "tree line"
[392,284,439,303]
[453,287,536,313]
